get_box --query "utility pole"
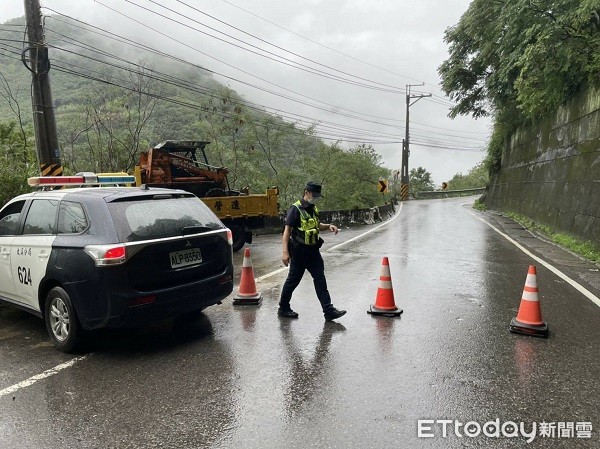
[400,84,430,201]
[23,0,62,176]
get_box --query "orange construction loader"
[135,140,279,251]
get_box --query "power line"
[46,32,404,132]
[41,13,489,143]
[49,63,404,146]
[49,43,485,148]
[43,17,412,128]
[6,49,484,150]
[411,119,489,135]
[216,0,428,85]
[93,0,406,94]
[169,0,406,93]
[44,12,407,126]
[42,15,489,146]
[411,140,484,152]
[1,12,489,149]
[0,43,486,149]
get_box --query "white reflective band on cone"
[379,280,393,289]
[525,273,537,288]
[522,290,539,301]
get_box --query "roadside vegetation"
[506,212,600,264]
[439,1,600,174]
[469,204,600,264]
[443,2,599,256]
[472,199,486,211]
[409,167,435,196]
[0,121,36,202]
[448,162,488,190]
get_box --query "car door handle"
[0,249,9,255]
[38,252,50,259]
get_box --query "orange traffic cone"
[368,257,403,317]
[233,248,262,306]
[510,265,548,338]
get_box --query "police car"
[0,173,234,352]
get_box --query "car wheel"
[44,287,81,353]
[229,224,246,252]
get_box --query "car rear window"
[108,196,224,242]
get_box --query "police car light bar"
[28,172,136,187]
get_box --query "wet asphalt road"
[1,196,599,448]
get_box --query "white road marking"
[466,209,600,308]
[327,202,403,253]
[0,356,87,398]
[255,203,403,282]
[254,266,288,282]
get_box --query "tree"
[409,167,435,195]
[439,1,600,176]
[448,161,489,190]
[0,121,36,207]
[0,72,28,151]
[439,0,600,124]
[59,63,161,173]
[300,143,391,210]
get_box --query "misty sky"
[1,0,492,185]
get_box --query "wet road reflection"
[279,320,346,418]
[2,313,240,448]
[1,197,599,448]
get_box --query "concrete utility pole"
[23,0,62,176]
[400,84,430,201]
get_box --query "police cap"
[305,181,323,197]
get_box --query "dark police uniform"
[279,197,335,315]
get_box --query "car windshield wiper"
[181,225,214,235]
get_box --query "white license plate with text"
[170,248,202,268]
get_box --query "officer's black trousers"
[279,243,334,314]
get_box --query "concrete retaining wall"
[485,86,600,244]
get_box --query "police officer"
[278,181,346,321]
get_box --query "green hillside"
[0,15,391,209]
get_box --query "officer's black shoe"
[324,308,346,322]
[278,308,299,318]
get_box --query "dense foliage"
[409,167,435,195]
[0,16,389,210]
[0,122,37,205]
[447,161,489,190]
[439,0,600,172]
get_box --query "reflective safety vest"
[292,200,320,245]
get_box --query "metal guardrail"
[414,187,486,199]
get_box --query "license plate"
[169,248,202,268]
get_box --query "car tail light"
[84,244,128,266]
[129,295,156,307]
[104,246,126,259]
[218,274,233,285]
[226,228,233,246]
